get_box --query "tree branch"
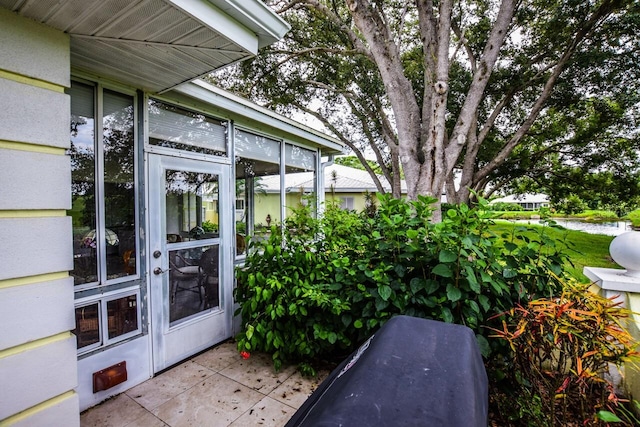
[280,0,375,61]
[451,21,476,73]
[474,0,620,184]
[445,0,516,168]
[291,102,389,193]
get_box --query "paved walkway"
[80,341,328,427]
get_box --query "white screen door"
[148,154,232,372]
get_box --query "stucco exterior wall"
[0,8,78,427]
[255,192,282,224]
[326,192,376,212]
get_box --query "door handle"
[153,267,170,275]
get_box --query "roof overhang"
[0,0,289,93]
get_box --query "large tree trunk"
[341,0,515,220]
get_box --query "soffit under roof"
[0,0,288,93]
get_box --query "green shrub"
[626,209,640,227]
[495,211,544,220]
[234,195,570,370]
[490,201,524,211]
[571,210,619,222]
[556,194,588,215]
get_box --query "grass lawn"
[491,220,620,282]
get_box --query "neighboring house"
[251,164,407,222]
[490,193,550,210]
[0,2,342,425]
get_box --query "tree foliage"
[210,0,639,219]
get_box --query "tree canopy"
[209,0,640,219]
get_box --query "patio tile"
[151,373,264,427]
[228,396,296,427]
[80,393,148,427]
[123,411,168,427]
[191,341,242,372]
[125,360,214,411]
[219,352,297,394]
[269,370,331,409]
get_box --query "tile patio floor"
[80,341,329,427]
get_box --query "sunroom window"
[148,99,227,157]
[284,143,317,218]
[67,81,141,352]
[235,129,281,257]
[234,129,318,258]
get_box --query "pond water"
[511,219,632,236]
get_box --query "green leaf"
[596,411,623,422]
[504,242,518,252]
[375,298,389,311]
[341,314,352,327]
[378,284,392,301]
[475,335,491,358]
[440,307,454,323]
[464,265,480,293]
[478,295,490,312]
[425,280,439,294]
[354,319,363,329]
[503,268,518,279]
[432,263,453,277]
[468,300,480,313]
[439,249,457,263]
[446,284,462,302]
[409,277,424,294]
[480,271,492,283]
[490,281,504,295]
[327,332,337,344]
[406,229,419,239]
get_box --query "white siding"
[0,217,73,280]
[0,8,70,87]
[0,278,75,349]
[0,336,78,420]
[0,10,78,427]
[0,78,70,148]
[0,149,71,210]
[9,393,80,427]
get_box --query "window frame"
[69,79,141,293]
[69,77,145,356]
[231,125,321,262]
[74,287,142,356]
[340,196,355,210]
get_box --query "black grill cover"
[285,315,488,427]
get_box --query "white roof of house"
[491,193,549,204]
[260,164,407,193]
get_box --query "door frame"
[147,152,233,373]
